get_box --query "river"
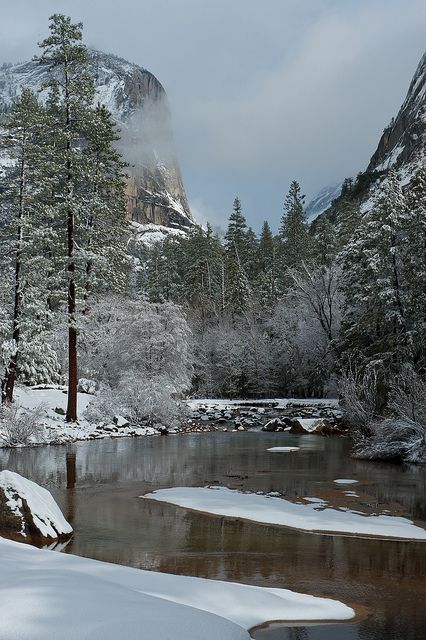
[1,431,425,639]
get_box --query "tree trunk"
[2,147,26,404]
[64,62,78,423]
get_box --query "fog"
[0,0,425,229]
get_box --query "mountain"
[366,52,426,180]
[305,183,342,221]
[0,49,194,232]
[312,50,426,222]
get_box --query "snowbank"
[0,386,158,448]
[143,486,426,541]
[0,537,354,640]
[267,447,300,452]
[0,471,72,540]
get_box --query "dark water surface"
[1,432,425,639]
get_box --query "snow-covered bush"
[338,367,380,439]
[86,375,188,427]
[354,369,426,463]
[0,404,45,446]
[81,297,192,425]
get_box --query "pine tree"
[278,180,310,289]
[255,221,277,307]
[311,215,337,266]
[0,89,59,402]
[38,15,127,421]
[224,197,251,314]
[405,168,426,363]
[339,170,410,369]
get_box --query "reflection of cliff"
[0,49,194,231]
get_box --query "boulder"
[262,418,284,432]
[0,470,73,544]
[113,415,130,428]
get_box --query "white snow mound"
[0,537,354,640]
[143,486,426,541]
[0,470,72,538]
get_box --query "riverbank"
[0,386,343,448]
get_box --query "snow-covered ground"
[0,386,158,448]
[0,537,354,640]
[0,470,72,539]
[188,398,340,410]
[143,486,426,541]
[0,387,342,449]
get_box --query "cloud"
[0,0,425,229]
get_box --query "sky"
[0,0,425,231]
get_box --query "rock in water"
[0,470,73,543]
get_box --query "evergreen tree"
[278,180,310,288]
[224,197,251,313]
[255,221,277,307]
[405,168,426,364]
[38,15,127,421]
[0,89,59,402]
[311,215,337,266]
[339,170,410,369]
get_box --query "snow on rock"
[267,447,300,453]
[143,486,426,541]
[77,378,98,395]
[333,479,359,485]
[0,471,72,541]
[0,536,354,640]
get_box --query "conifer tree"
[0,89,59,403]
[38,15,127,421]
[278,180,310,289]
[255,221,277,307]
[224,197,251,313]
[339,170,409,368]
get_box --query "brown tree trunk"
[64,62,78,423]
[2,149,26,404]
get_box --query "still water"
[1,432,425,639]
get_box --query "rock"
[54,407,65,415]
[0,470,73,543]
[77,378,98,395]
[262,418,284,432]
[159,426,169,436]
[237,425,245,431]
[113,415,130,428]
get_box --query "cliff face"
[309,51,426,222]
[0,49,193,230]
[366,52,426,178]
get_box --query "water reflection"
[0,432,425,640]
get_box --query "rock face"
[0,49,194,231]
[0,470,72,543]
[366,52,426,178]
[312,51,426,220]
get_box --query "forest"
[1,15,426,464]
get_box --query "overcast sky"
[0,0,425,230]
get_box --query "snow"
[0,385,159,448]
[334,479,359,485]
[0,471,72,538]
[0,537,354,640]
[188,398,340,410]
[267,447,300,452]
[297,418,323,432]
[143,486,426,541]
[130,221,187,248]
